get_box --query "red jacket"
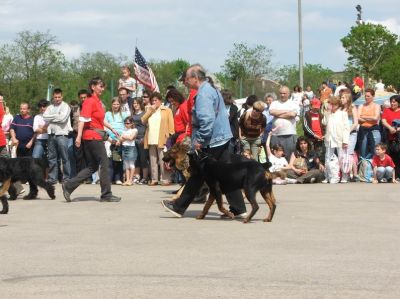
[185,89,197,138]
[174,100,190,143]
[0,102,7,147]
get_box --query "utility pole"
[298,0,304,90]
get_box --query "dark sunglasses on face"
[125,122,132,124]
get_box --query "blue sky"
[1,0,399,73]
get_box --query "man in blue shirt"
[10,102,35,157]
[162,64,247,218]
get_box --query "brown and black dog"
[162,141,191,201]
[188,151,276,223]
[0,157,56,214]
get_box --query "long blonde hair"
[340,92,353,117]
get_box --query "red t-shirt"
[372,154,395,168]
[81,94,106,141]
[309,111,323,138]
[354,77,364,89]
[0,103,6,147]
[382,108,400,141]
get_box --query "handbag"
[293,156,307,170]
[340,149,352,174]
[111,145,122,162]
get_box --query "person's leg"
[241,137,251,156]
[171,174,206,214]
[64,141,97,192]
[360,134,368,159]
[148,145,158,184]
[384,166,394,181]
[376,167,385,181]
[47,135,58,184]
[32,140,44,159]
[158,147,171,184]
[57,136,71,181]
[67,136,76,178]
[250,137,261,161]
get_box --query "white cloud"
[54,42,84,59]
[367,18,400,35]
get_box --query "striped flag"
[133,47,159,92]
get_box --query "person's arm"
[141,106,155,124]
[372,165,378,184]
[266,131,273,158]
[350,106,359,132]
[103,119,119,137]
[392,168,397,183]
[269,109,296,119]
[75,121,85,148]
[342,112,350,149]
[10,128,18,146]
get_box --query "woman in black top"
[131,97,149,184]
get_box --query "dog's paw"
[263,218,272,222]
[196,214,205,220]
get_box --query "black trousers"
[172,142,247,215]
[65,140,112,199]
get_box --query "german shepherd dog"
[162,141,191,201]
[188,151,276,223]
[0,157,56,214]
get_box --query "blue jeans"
[360,129,381,159]
[48,135,71,183]
[32,139,48,159]
[67,136,76,178]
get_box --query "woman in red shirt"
[62,77,121,202]
[166,89,189,144]
[381,95,400,178]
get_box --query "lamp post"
[356,5,363,25]
[298,0,304,90]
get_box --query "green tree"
[150,59,190,95]
[221,42,275,98]
[341,23,398,86]
[278,63,333,92]
[373,43,400,91]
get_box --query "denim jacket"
[192,81,232,148]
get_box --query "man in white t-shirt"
[269,86,298,160]
[375,79,385,92]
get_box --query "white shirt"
[269,154,288,172]
[33,114,48,140]
[121,128,138,146]
[375,82,385,92]
[270,100,298,136]
[148,109,161,145]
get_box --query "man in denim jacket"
[162,64,247,218]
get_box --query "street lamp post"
[298,0,304,90]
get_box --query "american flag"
[133,47,159,92]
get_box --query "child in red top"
[372,143,397,184]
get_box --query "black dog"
[0,157,56,214]
[188,151,276,223]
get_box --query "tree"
[221,42,275,97]
[341,23,398,86]
[150,59,190,94]
[373,43,400,91]
[278,63,333,92]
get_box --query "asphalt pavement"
[1,182,400,298]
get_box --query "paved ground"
[1,182,400,298]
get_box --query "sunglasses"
[124,122,132,124]
[253,108,263,113]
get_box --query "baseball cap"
[310,98,321,109]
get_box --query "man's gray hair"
[188,64,206,81]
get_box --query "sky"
[1,0,400,74]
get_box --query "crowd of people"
[1,66,400,205]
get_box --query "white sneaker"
[380,178,388,183]
[341,179,348,183]
[115,180,123,185]
[321,179,328,184]
[236,212,248,219]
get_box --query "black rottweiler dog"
[188,151,276,223]
[0,157,56,214]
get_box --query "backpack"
[358,157,373,183]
